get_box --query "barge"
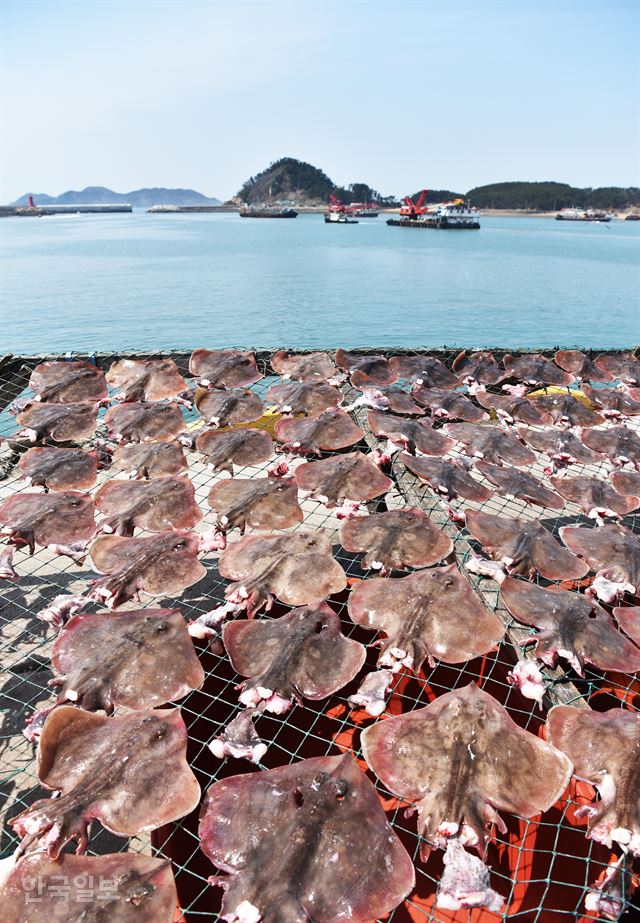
[387,202,481,229]
[240,206,297,218]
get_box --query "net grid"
[0,345,638,923]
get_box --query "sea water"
[1,211,638,354]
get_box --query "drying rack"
[1,347,638,923]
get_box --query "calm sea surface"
[1,212,638,355]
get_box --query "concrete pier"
[0,203,132,217]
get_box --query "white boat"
[324,211,358,224]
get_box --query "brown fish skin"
[11,707,200,858]
[555,350,614,382]
[199,753,415,923]
[95,476,202,536]
[580,425,640,467]
[475,390,553,425]
[47,608,204,713]
[89,530,206,609]
[196,426,274,473]
[560,524,640,596]
[475,460,564,510]
[500,577,640,675]
[195,388,264,427]
[352,383,425,415]
[266,381,342,415]
[581,384,640,418]
[294,451,392,507]
[390,355,460,389]
[223,602,366,710]
[451,350,506,386]
[340,507,453,574]
[595,353,640,386]
[0,491,95,554]
[107,357,188,402]
[219,530,347,616]
[111,440,188,478]
[362,683,572,858]
[401,454,492,502]
[207,477,303,532]
[336,348,397,385]
[19,447,98,491]
[529,393,605,427]
[547,706,640,853]
[503,353,574,386]
[444,423,536,467]
[29,360,108,403]
[369,410,454,456]
[465,509,589,581]
[347,563,505,672]
[549,474,639,518]
[189,348,262,388]
[517,426,602,467]
[271,350,338,382]
[15,402,99,443]
[413,386,489,423]
[3,852,178,923]
[275,407,364,454]
[612,468,640,499]
[105,401,185,444]
[613,606,640,646]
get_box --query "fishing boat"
[555,208,612,222]
[387,200,481,229]
[240,206,298,218]
[324,211,359,224]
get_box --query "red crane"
[400,189,429,217]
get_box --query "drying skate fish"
[3,852,178,923]
[105,401,185,444]
[271,349,338,382]
[554,349,614,382]
[413,386,488,422]
[529,392,605,427]
[90,530,205,608]
[189,348,262,389]
[15,402,99,444]
[219,530,347,616]
[335,348,397,386]
[0,492,95,555]
[464,509,589,581]
[503,353,574,386]
[547,705,640,853]
[401,454,492,502]
[210,709,267,763]
[275,407,363,454]
[223,602,365,712]
[369,411,454,456]
[612,468,640,499]
[613,606,640,646]
[207,477,302,533]
[294,451,392,508]
[111,440,188,478]
[445,423,536,466]
[11,707,200,857]
[348,669,394,716]
[95,476,201,536]
[390,355,460,389]
[451,350,506,386]
[500,577,640,675]
[196,426,274,473]
[438,836,504,912]
[560,524,640,602]
[584,853,636,921]
[475,389,553,425]
[0,547,17,580]
[40,608,204,716]
[549,474,639,519]
[19,447,98,491]
[340,508,453,574]
[266,380,342,415]
[517,427,602,469]
[595,352,640,386]
[362,683,572,859]
[581,384,640,418]
[199,753,415,923]
[28,360,108,403]
[107,357,188,402]
[195,388,263,427]
[348,564,504,672]
[580,425,640,467]
[475,460,564,510]
[351,383,425,415]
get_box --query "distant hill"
[236,157,395,206]
[12,186,221,208]
[466,181,640,211]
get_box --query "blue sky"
[2,0,638,201]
